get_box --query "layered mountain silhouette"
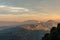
[0,20,58,40]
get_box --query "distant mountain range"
[0,20,38,26]
[0,20,58,30]
[17,20,58,31]
[0,20,58,40]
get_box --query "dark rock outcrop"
[42,23,60,40]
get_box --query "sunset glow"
[0,14,59,22]
[0,0,59,22]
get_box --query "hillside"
[0,26,47,40]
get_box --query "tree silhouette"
[50,27,57,40]
[42,33,49,40]
[42,23,60,40]
[56,23,60,40]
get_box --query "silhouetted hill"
[0,26,48,40]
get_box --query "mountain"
[40,20,58,29]
[17,20,58,31]
[19,23,49,30]
[0,26,48,40]
[0,20,58,40]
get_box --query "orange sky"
[0,14,59,22]
[0,0,60,22]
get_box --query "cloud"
[0,5,29,14]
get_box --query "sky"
[0,0,60,22]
